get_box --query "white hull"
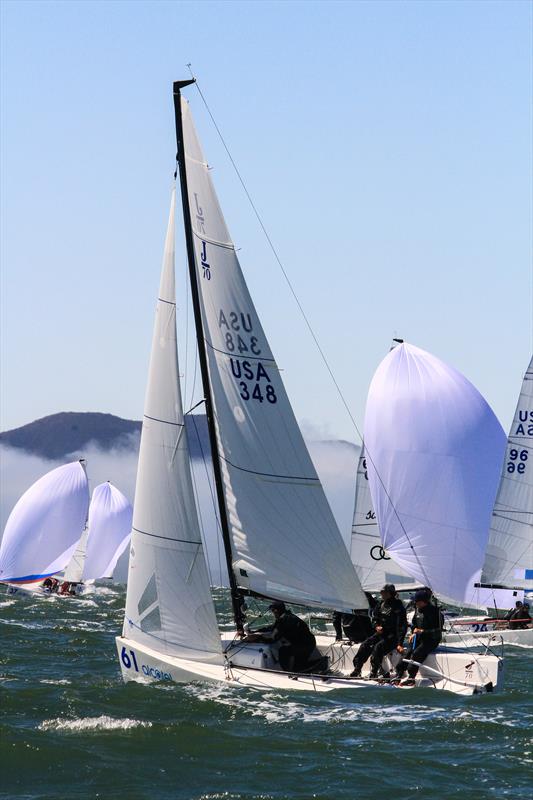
[116,633,503,696]
[3,581,93,599]
[443,625,533,649]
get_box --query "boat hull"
[116,633,503,696]
[443,626,533,649]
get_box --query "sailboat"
[0,460,90,596]
[61,481,133,593]
[444,355,533,648]
[116,81,503,695]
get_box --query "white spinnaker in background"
[123,190,222,663]
[364,343,506,605]
[181,98,367,613]
[0,460,89,583]
[482,355,533,590]
[82,482,132,581]
[350,448,418,593]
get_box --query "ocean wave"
[38,715,152,733]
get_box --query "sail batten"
[180,98,367,613]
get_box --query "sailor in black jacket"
[350,584,407,680]
[393,588,443,685]
[245,600,316,672]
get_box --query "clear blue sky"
[1,0,531,441]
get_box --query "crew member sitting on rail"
[245,600,317,672]
[392,588,443,686]
[350,584,407,681]
[506,601,531,630]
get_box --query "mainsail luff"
[173,80,245,632]
[481,354,533,589]
[177,89,367,613]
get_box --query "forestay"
[364,343,506,605]
[181,98,366,612]
[350,447,418,592]
[82,482,133,581]
[482,355,533,589]
[123,190,222,663]
[0,461,89,583]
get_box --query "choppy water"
[1,586,532,800]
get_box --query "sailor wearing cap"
[392,589,443,686]
[350,584,407,680]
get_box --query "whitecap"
[38,715,152,732]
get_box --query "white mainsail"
[0,460,89,584]
[364,342,506,605]
[82,482,133,581]
[481,355,533,590]
[123,190,222,663]
[350,447,418,592]
[181,98,367,612]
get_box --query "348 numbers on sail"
[219,307,278,404]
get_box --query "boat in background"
[445,354,533,648]
[361,341,507,680]
[0,460,90,596]
[59,480,133,595]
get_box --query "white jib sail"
[181,98,367,613]
[0,460,90,584]
[364,342,506,605]
[482,354,533,589]
[63,526,90,583]
[123,189,222,663]
[350,447,418,592]
[82,482,133,581]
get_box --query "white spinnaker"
[63,526,90,583]
[181,98,366,613]
[82,482,133,581]
[364,343,506,605]
[350,448,418,593]
[0,461,89,583]
[123,189,222,663]
[482,355,533,589]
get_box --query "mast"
[172,80,245,633]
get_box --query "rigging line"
[187,68,362,441]
[185,68,433,592]
[184,224,190,407]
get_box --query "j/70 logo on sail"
[121,646,172,681]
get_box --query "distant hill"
[0,411,211,461]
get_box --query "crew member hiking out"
[350,584,407,680]
[392,588,443,686]
[245,600,317,672]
